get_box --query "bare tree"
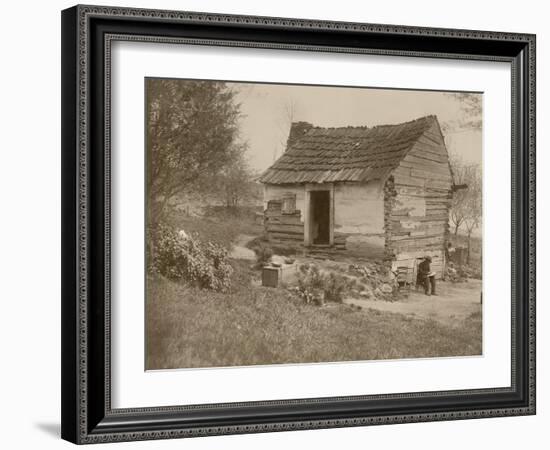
[442,92,482,133]
[448,153,482,263]
[275,98,299,157]
[449,153,468,236]
[462,164,482,264]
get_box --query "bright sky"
[229,82,482,173]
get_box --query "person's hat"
[425,256,432,262]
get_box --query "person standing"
[417,256,436,296]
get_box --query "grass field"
[146,259,482,370]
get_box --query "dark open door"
[310,190,330,245]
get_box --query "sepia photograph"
[145,78,483,371]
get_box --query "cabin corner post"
[383,176,398,263]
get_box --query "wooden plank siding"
[384,122,453,278]
[264,200,305,247]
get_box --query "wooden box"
[262,264,298,287]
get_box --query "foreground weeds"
[146,260,482,369]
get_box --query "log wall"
[264,199,305,247]
[385,122,453,278]
[263,182,385,255]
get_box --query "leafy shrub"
[295,264,351,305]
[323,272,350,303]
[148,224,233,292]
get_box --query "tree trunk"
[466,231,472,265]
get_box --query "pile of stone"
[347,262,398,301]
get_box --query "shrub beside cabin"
[258,115,455,278]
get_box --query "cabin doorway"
[309,190,331,245]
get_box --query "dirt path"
[229,234,256,260]
[345,280,482,327]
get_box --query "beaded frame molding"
[61,4,536,444]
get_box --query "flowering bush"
[148,224,233,292]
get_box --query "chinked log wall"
[264,200,304,247]
[384,127,452,278]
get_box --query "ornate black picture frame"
[61,4,536,444]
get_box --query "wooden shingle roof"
[259,115,441,184]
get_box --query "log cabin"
[258,115,456,278]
